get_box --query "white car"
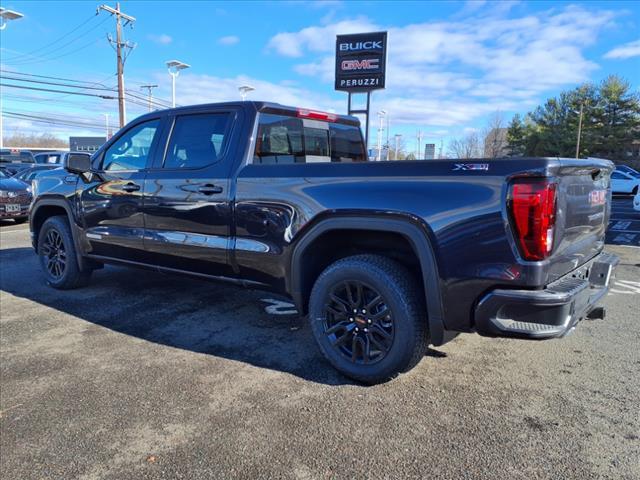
[611,168,640,195]
[634,191,640,212]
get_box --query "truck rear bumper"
[475,251,619,339]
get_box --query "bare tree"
[483,111,508,158]
[448,131,482,159]
[4,130,67,148]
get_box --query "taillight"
[297,108,337,122]
[508,179,557,261]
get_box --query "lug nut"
[361,309,366,314]
[364,328,368,333]
[355,327,359,332]
[367,319,372,324]
[349,317,354,322]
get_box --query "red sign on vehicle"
[589,190,607,206]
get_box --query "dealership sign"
[335,31,387,92]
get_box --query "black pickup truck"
[30,101,619,383]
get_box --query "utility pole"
[140,84,158,112]
[99,3,136,128]
[575,102,584,159]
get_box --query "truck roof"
[135,101,360,126]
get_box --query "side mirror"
[65,153,92,174]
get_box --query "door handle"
[198,184,223,195]
[121,182,141,192]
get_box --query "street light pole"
[0,8,24,149]
[377,110,386,161]
[104,113,110,139]
[575,102,584,159]
[416,130,423,159]
[394,134,402,160]
[166,60,190,108]
[238,85,255,101]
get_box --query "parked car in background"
[34,151,65,164]
[13,164,62,183]
[0,169,32,224]
[0,149,36,176]
[611,168,640,194]
[615,165,640,177]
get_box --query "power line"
[1,69,173,109]
[1,13,101,62]
[0,83,117,99]
[0,68,115,88]
[5,36,105,66]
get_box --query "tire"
[38,215,91,289]
[13,217,28,224]
[633,185,638,195]
[308,255,428,384]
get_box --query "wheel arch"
[289,214,448,346]
[30,198,87,269]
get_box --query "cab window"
[253,113,365,164]
[101,119,160,171]
[163,113,231,169]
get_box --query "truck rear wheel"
[308,255,428,384]
[38,216,92,289]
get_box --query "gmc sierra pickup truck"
[30,101,619,383]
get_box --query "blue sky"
[1,0,639,152]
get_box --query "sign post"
[335,31,387,155]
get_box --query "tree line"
[506,75,639,162]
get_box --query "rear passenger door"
[142,109,239,277]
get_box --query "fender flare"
[289,215,447,346]
[30,198,88,270]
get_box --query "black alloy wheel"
[309,254,428,384]
[323,281,395,365]
[41,228,67,279]
[38,215,92,289]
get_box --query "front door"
[79,118,162,259]
[142,110,237,277]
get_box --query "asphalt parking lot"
[1,199,639,479]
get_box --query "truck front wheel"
[38,216,92,289]
[308,255,428,384]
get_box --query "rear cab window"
[253,113,366,164]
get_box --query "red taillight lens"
[297,108,337,122]
[508,179,557,261]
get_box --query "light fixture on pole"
[0,8,23,150]
[238,85,255,101]
[0,8,23,30]
[166,60,190,108]
[377,110,386,161]
[394,134,402,160]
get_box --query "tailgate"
[547,158,613,282]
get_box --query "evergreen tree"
[506,114,526,156]
[505,75,640,161]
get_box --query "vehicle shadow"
[1,247,363,385]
